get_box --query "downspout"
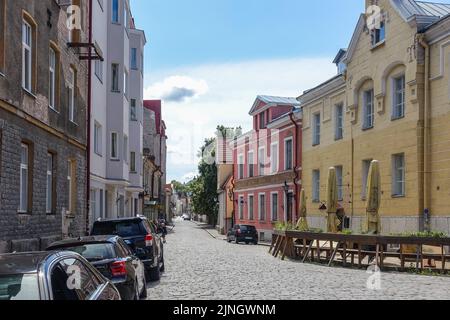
[289,110,300,223]
[418,34,431,232]
[86,0,93,235]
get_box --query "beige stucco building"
[299,0,450,234]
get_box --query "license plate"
[245,237,253,240]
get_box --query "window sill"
[362,125,374,131]
[110,158,120,162]
[312,200,320,204]
[391,115,405,122]
[49,106,59,114]
[23,88,37,99]
[335,136,343,141]
[111,90,121,93]
[130,118,138,122]
[392,194,405,199]
[371,40,385,51]
[312,143,320,147]
[46,212,56,216]
[17,211,31,216]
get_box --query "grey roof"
[392,0,450,20]
[257,95,300,106]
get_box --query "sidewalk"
[191,220,271,247]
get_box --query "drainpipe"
[289,110,300,223]
[418,34,431,232]
[85,0,93,235]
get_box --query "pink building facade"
[232,96,302,241]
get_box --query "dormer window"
[259,112,266,130]
[338,61,347,74]
[371,21,385,47]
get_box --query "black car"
[0,251,121,300]
[91,217,164,281]
[47,235,147,300]
[227,225,258,245]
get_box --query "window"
[68,67,75,123]
[271,143,278,173]
[312,170,320,202]
[22,20,32,91]
[259,112,266,130]
[248,195,254,220]
[392,154,405,197]
[94,122,102,155]
[259,194,266,221]
[335,166,343,201]
[284,138,293,171]
[313,113,321,146]
[371,21,385,46]
[362,159,373,199]
[111,64,119,91]
[238,154,244,179]
[131,48,137,69]
[362,89,374,129]
[338,61,347,74]
[271,193,278,221]
[19,143,30,213]
[335,104,344,140]
[392,75,405,119]
[238,196,244,220]
[258,147,265,176]
[46,153,55,214]
[110,132,118,159]
[67,160,75,214]
[247,151,254,178]
[112,0,119,23]
[130,99,137,121]
[123,69,128,97]
[49,48,56,109]
[130,152,136,172]
[123,135,128,163]
[95,59,103,82]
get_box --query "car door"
[118,238,144,290]
[146,221,161,262]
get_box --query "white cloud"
[145,57,337,182]
[144,75,209,102]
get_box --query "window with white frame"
[335,103,344,140]
[361,159,373,199]
[130,99,137,121]
[335,165,343,201]
[19,143,29,213]
[247,151,254,178]
[110,132,118,159]
[46,153,54,213]
[258,147,265,176]
[111,63,119,91]
[22,20,32,91]
[239,196,244,220]
[123,69,128,97]
[130,151,136,172]
[371,21,385,47]
[392,153,405,197]
[284,138,293,170]
[94,122,102,155]
[68,67,75,123]
[363,89,374,129]
[49,48,56,109]
[123,135,128,163]
[271,142,278,173]
[312,169,320,202]
[313,113,321,146]
[238,154,244,179]
[95,58,103,82]
[392,75,405,119]
[112,0,119,23]
[131,48,138,69]
[271,193,278,221]
[259,193,266,221]
[248,195,254,220]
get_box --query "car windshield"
[0,274,40,300]
[57,243,117,262]
[92,221,144,237]
[240,226,256,231]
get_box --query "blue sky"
[129,1,365,182]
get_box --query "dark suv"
[227,225,258,245]
[91,217,164,281]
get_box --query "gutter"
[418,34,431,232]
[289,110,300,223]
[86,0,93,235]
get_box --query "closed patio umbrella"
[327,167,339,233]
[366,160,381,234]
[296,189,309,231]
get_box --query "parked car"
[91,217,164,281]
[0,251,121,300]
[227,225,258,245]
[182,214,191,221]
[47,235,147,300]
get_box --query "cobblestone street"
[147,221,450,300]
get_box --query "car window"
[0,274,40,300]
[143,220,154,234]
[51,258,103,300]
[92,221,144,237]
[58,244,117,262]
[240,226,256,231]
[117,239,133,257]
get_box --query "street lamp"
[283,181,292,222]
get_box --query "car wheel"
[140,276,148,299]
[254,241,258,245]
[148,265,161,281]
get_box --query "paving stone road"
[146,220,450,300]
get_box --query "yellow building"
[299,0,450,234]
